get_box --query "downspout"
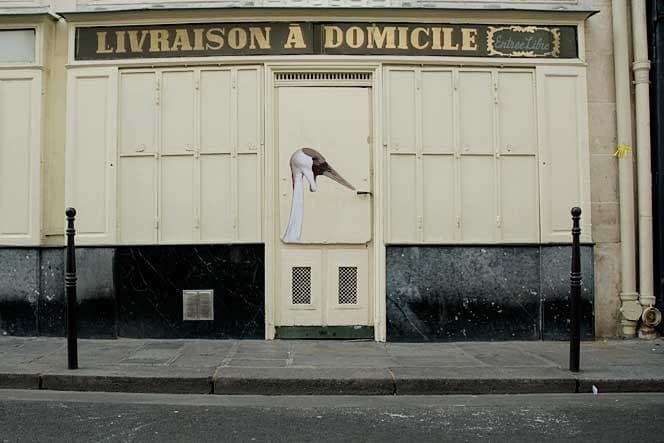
[612,0,640,337]
[631,0,661,339]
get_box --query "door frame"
[264,63,386,341]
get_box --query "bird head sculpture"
[290,147,356,192]
[283,147,355,243]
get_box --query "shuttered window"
[117,66,262,244]
[385,65,589,244]
[67,66,262,245]
[0,71,41,245]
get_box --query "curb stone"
[0,373,40,390]
[40,374,212,394]
[213,376,395,395]
[213,368,395,395]
[394,377,578,395]
[578,378,664,394]
[2,373,664,395]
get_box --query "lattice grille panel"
[275,72,372,82]
[292,266,312,305]
[338,266,358,305]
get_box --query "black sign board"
[76,22,577,60]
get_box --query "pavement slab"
[0,337,662,395]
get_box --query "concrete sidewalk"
[0,337,662,395]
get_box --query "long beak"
[322,165,356,191]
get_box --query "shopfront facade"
[1,1,626,341]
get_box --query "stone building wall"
[581,0,622,337]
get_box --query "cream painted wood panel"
[422,155,455,242]
[161,70,195,155]
[537,66,591,242]
[119,72,155,155]
[387,69,416,153]
[0,79,31,235]
[118,70,157,244]
[238,153,261,241]
[0,80,31,235]
[237,68,261,152]
[497,71,539,241]
[278,86,371,244]
[0,73,40,244]
[236,68,262,240]
[460,157,495,241]
[500,157,539,241]
[280,248,323,326]
[200,69,232,153]
[459,70,494,155]
[279,247,369,326]
[159,70,196,243]
[72,77,110,235]
[66,68,117,244]
[421,70,454,154]
[388,155,417,241]
[543,75,578,232]
[160,157,195,243]
[119,156,156,243]
[420,69,455,242]
[498,71,536,155]
[200,155,233,241]
[326,248,370,326]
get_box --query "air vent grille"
[183,290,214,321]
[338,266,358,305]
[292,266,312,305]
[275,71,372,86]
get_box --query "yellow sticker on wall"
[614,145,632,158]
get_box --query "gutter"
[613,1,640,337]
[632,0,661,339]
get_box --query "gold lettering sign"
[75,23,577,60]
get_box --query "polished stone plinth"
[386,245,594,342]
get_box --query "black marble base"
[0,249,41,336]
[115,245,264,339]
[540,246,594,340]
[1,244,593,341]
[0,245,265,339]
[386,245,594,342]
[38,248,66,336]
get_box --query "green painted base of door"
[275,326,374,339]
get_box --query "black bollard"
[65,208,78,370]
[569,207,582,372]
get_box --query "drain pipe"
[612,0,640,337]
[631,0,662,339]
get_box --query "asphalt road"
[0,390,662,442]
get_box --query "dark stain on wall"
[386,245,594,342]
